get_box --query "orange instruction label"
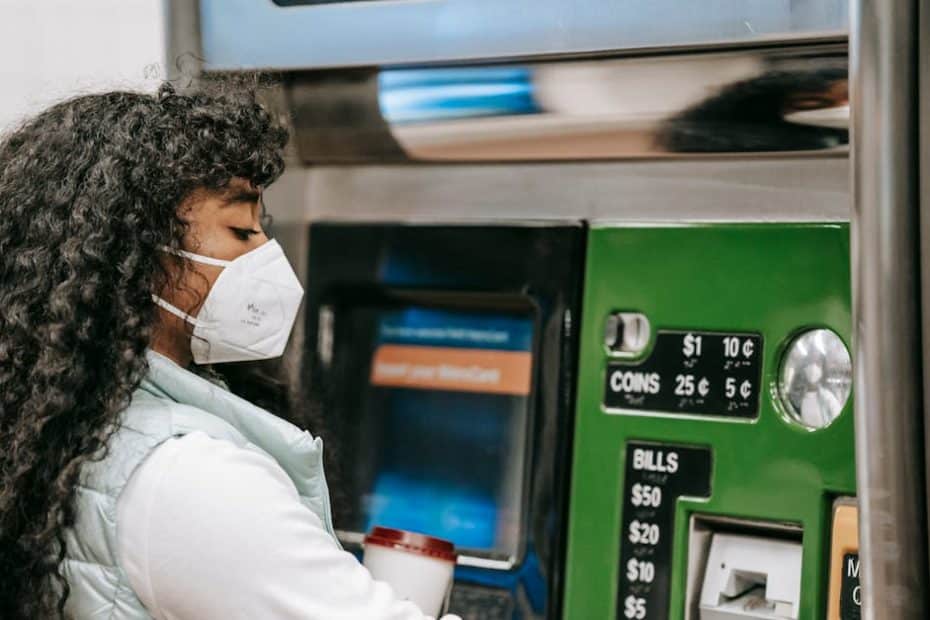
[370,344,532,396]
[828,501,860,620]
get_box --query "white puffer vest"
[61,350,335,619]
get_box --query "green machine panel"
[563,224,854,619]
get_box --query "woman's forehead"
[181,179,261,214]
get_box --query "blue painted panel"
[197,0,848,70]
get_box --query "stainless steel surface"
[920,0,930,592]
[286,45,849,163]
[263,158,850,225]
[199,0,848,70]
[851,0,929,617]
[163,0,202,80]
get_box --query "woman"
[0,80,458,619]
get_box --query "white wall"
[0,0,165,132]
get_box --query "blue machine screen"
[362,307,534,556]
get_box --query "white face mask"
[152,240,304,365]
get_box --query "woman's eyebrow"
[220,187,261,206]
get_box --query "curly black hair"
[0,76,289,618]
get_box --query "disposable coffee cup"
[363,526,457,618]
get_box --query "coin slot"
[604,312,651,356]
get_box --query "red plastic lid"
[364,526,457,563]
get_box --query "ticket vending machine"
[302,223,584,619]
[562,224,855,619]
[169,0,930,617]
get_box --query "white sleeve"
[116,431,459,620]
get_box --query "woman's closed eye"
[230,227,261,241]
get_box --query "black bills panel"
[604,330,763,418]
[617,442,712,620]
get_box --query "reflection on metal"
[199,0,848,70]
[287,45,849,163]
[286,70,407,163]
[265,158,850,224]
[851,0,929,617]
[777,328,852,429]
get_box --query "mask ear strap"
[158,245,232,268]
[151,295,206,328]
